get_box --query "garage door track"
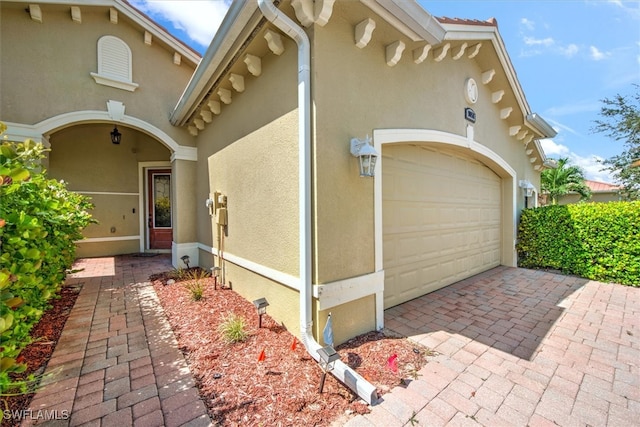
[346,266,640,426]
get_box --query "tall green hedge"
[0,123,94,395]
[517,201,640,286]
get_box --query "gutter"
[525,113,557,139]
[256,0,377,406]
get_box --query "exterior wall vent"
[90,36,139,91]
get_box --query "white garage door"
[383,144,502,309]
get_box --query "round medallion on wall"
[464,77,478,104]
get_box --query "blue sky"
[131,0,640,183]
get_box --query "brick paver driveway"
[346,266,640,427]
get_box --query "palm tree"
[541,157,591,205]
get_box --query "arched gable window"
[90,35,139,91]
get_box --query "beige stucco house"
[1,0,556,358]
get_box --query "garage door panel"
[383,144,502,309]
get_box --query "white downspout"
[257,0,377,405]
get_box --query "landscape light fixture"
[180,255,190,269]
[253,297,269,328]
[211,266,221,290]
[350,135,378,177]
[110,125,122,145]
[317,345,340,393]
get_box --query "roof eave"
[170,1,262,126]
[360,0,446,44]
[8,0,201,65]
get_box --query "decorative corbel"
[452,42,468,60]
[144,31,152,46]
[188,126,198,136]
[110,7,118,24]
[194,118,205,130]
[71,6,81,23]
[264,29,285,55]
[432,43,450,62]
[291,0,314,27]
[355,18,376,49]
[315,0,336,27]
[492,90,505,104]
[218,88,232,105]
[468,43,482,59]
[500,107,513,119]
[208,100,221,115]
[482,69,496,84]
[413,44,431,64]
[229,74,245,93]
[29,5,42,22]
[200,110,213,123]
[173,53,181,66]
[244,54,262,76]
[509,126,521,136]
[386,41,405,67]
[517,130,529,140]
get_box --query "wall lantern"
[317,345,340,393]
[110,125,122,145]
[519,180,535,198]
[350,135,378,177]
[252,297,269,328]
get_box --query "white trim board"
[196,243,383,311]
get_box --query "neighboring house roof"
[585,180,622,193]
[436,16,498,27]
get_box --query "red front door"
[148,169,172,250]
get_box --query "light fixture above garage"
[110,125,122,145]
[519,180,535,197]
[350,135,378,177]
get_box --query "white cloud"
[540,138,570,156]
[589,46,607,60]
[559,43,579,58]
[524,36,555,47]
[520,18,535,31]
[540,139,615,183]
[544,101,601,118]
[130,1,231,48]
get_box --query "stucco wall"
[0,3,196,146]
[192,34,300,333]
[311,1,537,284]
[48,123,170,254]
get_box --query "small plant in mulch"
[217,313,248,343]
[183,269,211,301]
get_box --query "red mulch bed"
[1,285,81,427]
[151,271,431,426]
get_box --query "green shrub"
[217,313,248,344]
[0,123,94,395]
[517,201,640,286]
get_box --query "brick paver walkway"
[19,258,640,426]
[23,255,211,427]
[346,266,640,427]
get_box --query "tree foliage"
[518,202,639,286]
[0,122,95,396]
[593,85,640,200]
[541,157,591,205]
